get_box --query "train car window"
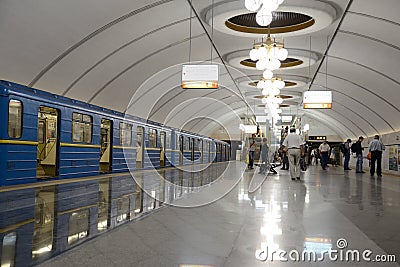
[119,122,132,146]
[68,209,89,245]
[148,128,157,148]
[8,99,23,138]
[38,121,45,144]
[166,132,171,149]
[72,112,92,143]
[32,186,55,259]
[185,137,190,151]
[136,126,144,169]
[195,139,201,152]
[1,232,16,267]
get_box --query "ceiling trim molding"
[88,33,206,102]
[28,0,174,87]
[319,69,400,114]
[169,98,243,130]
[62,17,193,96]
[330,101,380,135]
[146,74,241,119]
[327,56,400,89]
[338,30,400,52]
[149,86,243,120]
[314,82,396,132]
[307,0,353,91]
[124,57,221,112]
[303,112,350,139]
[321,108,368,137]
[347,11,400,28]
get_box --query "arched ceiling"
[0,0,399,139]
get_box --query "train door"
[36,106,59,178]
[100,119,112,173]
[136,126,144,169]
[207,141,211,163]
[200,139,203,164]
[179,135,183,165]
[160,131,166,167]
[191,138,195,162]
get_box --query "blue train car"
[0,80,230,186]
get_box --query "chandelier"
[257,76,285,96]
[249,35,288,72]
[245,0,285,26]
[263,96,283,120]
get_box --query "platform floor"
[38,162,400,267]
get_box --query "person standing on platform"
[248,140,256,169]
[282,127,304,180]
[342,139,352,171]
[369,135,385,178]
[319,140,330,170]
[330,147,337,166]
[281,146,289,170]
[259,138,269,174]
[353,136,365,173]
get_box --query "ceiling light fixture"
[245,0,285,26]
[257,76,285,96]
[249,35,288,71]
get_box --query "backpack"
[339,143,346,153]
[351,143,357,154]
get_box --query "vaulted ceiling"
[1,0,399,139]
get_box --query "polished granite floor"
[38,162,400,267]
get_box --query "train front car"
[0,81,41,186]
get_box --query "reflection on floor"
[38,163,400,267]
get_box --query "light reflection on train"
[0,162,229,267]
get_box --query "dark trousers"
[321,152,328,169]
[370,151,382,176]
[344,152,350,170]
[249,151,255,168]
[282,155,289,169]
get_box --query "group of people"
[342,135,385,177]
[247,138,269,173]
[248,128,386,180]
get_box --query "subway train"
[0,80,231,186]
[0,80,231,266]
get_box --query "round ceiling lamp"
[245,0,285,26]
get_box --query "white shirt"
[319,143,330,152]
[249,143,256,152]
[283,133,304,148]
[369,139,385,152]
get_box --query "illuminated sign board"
[182,64,219,89]
[309,136,326,141]
[256,116,268,122]
[239,124,257,133]
[303,91,332,109]
[281,115,292,122]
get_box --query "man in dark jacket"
[343,139,352,171]
[353,136,365,173]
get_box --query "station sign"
[308,136,326,141]
[303,91,332,109]
[181,64,219,89]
